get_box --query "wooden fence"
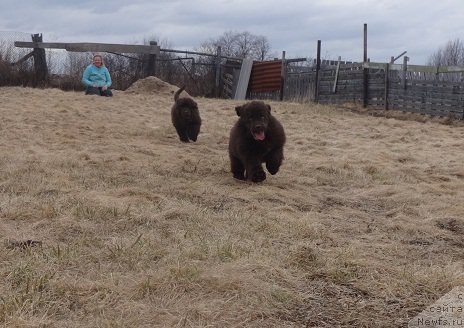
[374,62,464,118]
[259,60,464,119]
[11,34,464,119]
[14,35,161,76]
[13,34,240,96]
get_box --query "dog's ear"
[235,105,243,117]
[266,104,271,113]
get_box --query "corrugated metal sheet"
[248,60,282,93]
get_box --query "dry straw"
[1,79,464,327]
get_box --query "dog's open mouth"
[253,130,265,141]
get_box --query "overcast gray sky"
[1,0,463,64]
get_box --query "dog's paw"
[233,173,246,180]
[266,163,280,175]
[251,170,266,183]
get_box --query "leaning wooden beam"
[11,51,34,66]
[14,41,160,55]
[332,56,341,94]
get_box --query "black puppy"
[228,100,286,182]
[171,86,201,142]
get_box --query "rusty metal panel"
[249,60,282,93]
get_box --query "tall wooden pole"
[314,40,321,103]
[363,23,368,108]
[384,63,389,110]
[402,55,409,90]
[214,46,222,98]
[279,51,286,101]
[145,41,157,77]
[31,33,48,86]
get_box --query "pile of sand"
[124,76,190,98]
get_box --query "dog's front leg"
[246,161,266,183]
[265,148,283,175]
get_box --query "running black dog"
[228,101,286,182]
[171,86,201,142]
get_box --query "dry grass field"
[1,77,464,327]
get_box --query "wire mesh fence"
[0,31,219,95]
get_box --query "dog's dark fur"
[228,100,286,182]
[171,86,201,142]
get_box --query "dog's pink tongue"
[254,131,265,140]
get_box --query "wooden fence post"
[384,63,389,110]
[314,40,321,103]
[402,56,409,89]
[215,46,222,97]
[279,51,286,101]
[145,41,157,77]
[31,33,48,86]
[363,23,368,108]
[191,57,196,77]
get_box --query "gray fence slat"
[234,58,253,100]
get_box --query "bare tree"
[217,31,240,57]
[234,31,254,58]
[198,30,273,60]
[427,38,464,66]
[253,36,273,61]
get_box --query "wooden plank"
[390,80,464,89]
[386,100,453,116]
[388,85,464,97]
[14,41,160,55]
[11,51,34,66]
[280,51,286,101]
[248,90,280,101]
[365,61,464,73]
[234,58,253,100]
